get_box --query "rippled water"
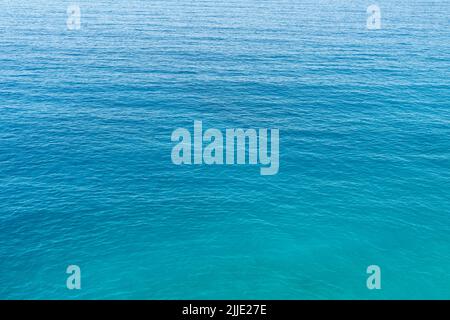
[0,0,449,299]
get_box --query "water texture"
[0,0,449,299]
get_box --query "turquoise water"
[0,0,449,299]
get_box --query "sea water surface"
[0,0,449,299]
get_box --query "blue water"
[0,0,449,299]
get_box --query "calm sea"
[0,0,449,299]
